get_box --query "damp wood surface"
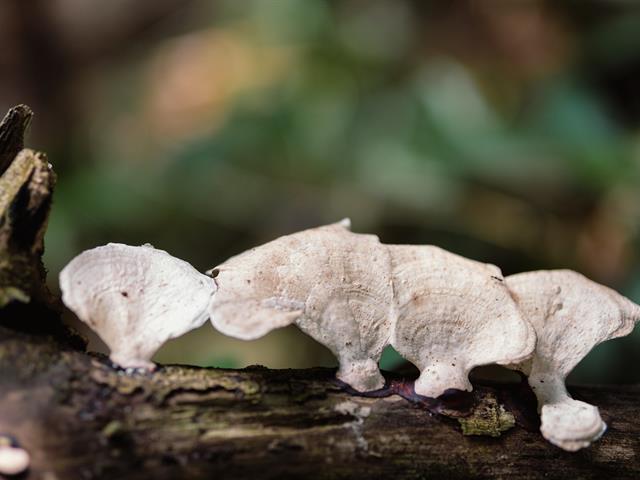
[0,326,639,480]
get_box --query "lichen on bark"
[458,393,516,437]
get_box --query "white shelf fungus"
[389,245,535,397]
[209,220,535,396]
[507,270,640,451]
[58,226,640,453]
[0,437,29,476]
[60,243,215,370]
[208,220,394,391]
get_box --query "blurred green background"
[2,0,639,383]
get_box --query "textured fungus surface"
[58,225,640,452]
[209,220,394,391]
[389,244,535,397]
[59,243,215,369]
[507,270,640,451]
[209,220,535,396]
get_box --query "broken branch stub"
[507,270,640,451]
[59,243,215,369]
[0,104,56,310]
[0,104,32,176]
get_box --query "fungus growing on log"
[507,269,640,451]
[388,245,535,397]
[57,225,640,452]
[208,219,394,391]
[59,243,215,369]
[208,220,535,396]
[0,436,29,476]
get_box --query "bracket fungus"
[208,219,394,391]
[208,220,535,396]
[388,245,535,397]
[0,436,29,476]
[57,225,640,452]
[507,270,640,451]
[60,243,215,370]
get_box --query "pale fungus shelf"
[0,436,29,476]
[387,244,535,398]
[209,220,535,396]
[209,219,396,392]
[507,270,640,451]
[59,243,215,370]
[58,222,640,452]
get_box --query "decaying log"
[0,326,639,480]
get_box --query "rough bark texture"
[1,105,639,479]
[0,104,56,311]
[0,326,639,480]
[0,104,31,176]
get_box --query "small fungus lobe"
[60,243,215,370]
[507,270,640,451]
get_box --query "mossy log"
[1,105,639,479]
[0,326,639,480]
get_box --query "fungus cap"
[209,219,395,391]
[60,243,215,369]
[209,220,536,395]
[0,447,29,476]
[0,436,29,477]
[389,245,536,398]
[507,269,640,451]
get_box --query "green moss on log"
[458,394,516,437]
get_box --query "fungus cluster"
[208,220,535,397]
[59,221,640,451]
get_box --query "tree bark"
[0,104,56,311]
[0,326,639,480]
[1,105,639,479]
